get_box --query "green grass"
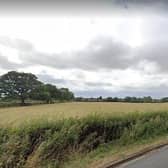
[1,111,168,168]
[63,135,168,168]
[1,102,168,127]
[1,103,168,167]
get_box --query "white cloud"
[0,44,21,63]
[0,15,147,54]
[0,10,168,97]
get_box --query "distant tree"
[124,96,132,102]
[143,96,152,103]
[75,97,83,101]
[113,97,119,102]
[59,88,74,101]
[106,97,113,102]
[30,84,52,103]
[0,71,41,105]
[99,96,102,100]
[161,97,168,102]
[131,97,136,102]
[45,84,59,100]
[97,96,102,102]
[30,84,74,103]
[31,83,61,103]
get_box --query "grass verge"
[0,111,168,168]
[63,134,168,168]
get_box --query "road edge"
[98,142,168,168]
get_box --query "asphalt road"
[118,146,168,168]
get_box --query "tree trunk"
[20,96,25,106]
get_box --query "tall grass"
[0,111,168,168]
[2,102,168,127]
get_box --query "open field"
[1,102,168,167]
[1,110,168,168]
[1,102,168,127]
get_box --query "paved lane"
[118,146,168,168]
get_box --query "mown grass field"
[1,102,168,127]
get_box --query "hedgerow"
[0,111,168,168]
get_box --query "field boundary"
[98,142,168,168]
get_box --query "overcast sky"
[1,0,168,97]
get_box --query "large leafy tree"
[30,84,61,103]
[30,84,74,103]
[0,71,41,105]
[30,84,53,103]
[59,88,74,101]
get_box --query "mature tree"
[143,96,152,103]
[45,84,59,99]
[0,71,41,105]
[30,84,58,103]
[161,97,168,102]
[30,84,50,103]
[124,96,132,102]
[30,84,74,103]
[59,88,74,101]
[106,97,113,102]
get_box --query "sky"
[1,0,168,98]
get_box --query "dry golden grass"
[1,102,168,127]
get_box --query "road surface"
[118,146,168,168]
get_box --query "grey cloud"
[75,37,132,69]
[75,35,168,72]
[37,73,114,91]
[0,37,33,69]
[0,54,21,70]
[1,34,168,73]
[143,17,168,42]
[37,73,67,85]
[135,42,168,72]
[113,0,168,8]
[37,73,83,89]
[17,37,133,70]
[0,37,34,51]
[1,36,168,98]
[85,81,113,87]
[132,17,168,71]
[111,0,168,15]
[1,0,168,16]
[75,85,168,98]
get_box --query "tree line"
[75,96,168,103]
[0,71,74,105]
[1,71,168,106]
